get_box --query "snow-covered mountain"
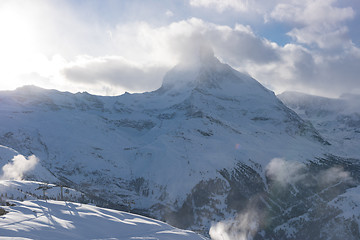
[1,53,360,239]
[278,91,360,158]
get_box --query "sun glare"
[0,4,39,90]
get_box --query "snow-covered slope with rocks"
[0,199,206,240]
[1,52,360,239]
[278,91,360,158]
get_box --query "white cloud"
[287,26,350,49]
[270,0,354,25]
[1,155,39,180]
[265,158,307,186]
[189,0,249,12]
[189,0,356,50]
[63,56,168,93]
[61,18,281,94]
[42,17,360,97]
[265,158,352,187]
[104,13,359,97]
[209,210,259,240]
[0,0,358,98]
[165,10,174,17]
[270,0,355,49]
[318,166,352,186]
[122,18,279,65]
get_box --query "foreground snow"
[0,200,207,240]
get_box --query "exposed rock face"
[0,207,8,216]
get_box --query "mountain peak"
[157,51,271,101]
[159,56,221,91]
[157,41,225,91]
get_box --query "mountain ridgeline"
[0,54,359,239]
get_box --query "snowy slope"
[0,54,358,238]
[0,180,88,203]
[0,145,18,163]
[278,91,360,158]
[0,200,206,240]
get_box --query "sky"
[0,0,359,97]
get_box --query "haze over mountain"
[1,53,360,239]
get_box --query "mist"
[0,154,39,180]
[266,158,351,187]
[209,207,260,240]
[265,158,307,186]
